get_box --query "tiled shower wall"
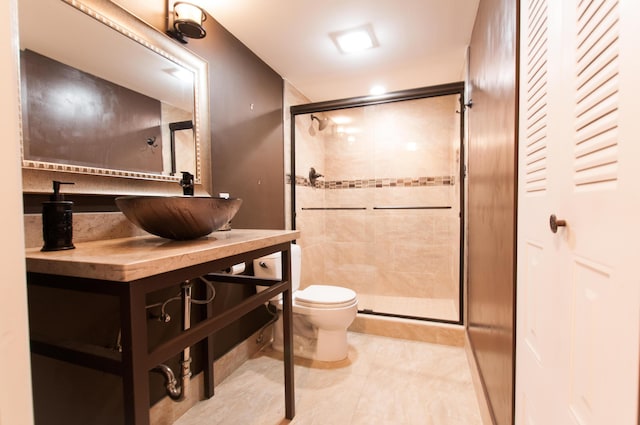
[292,95,461,320]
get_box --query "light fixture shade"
[336,31,373,53]
[330,23,379,54]
[173,2,206,39]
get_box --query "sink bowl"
[115,196,242,240]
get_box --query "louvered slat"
[524,0,549,194]
[574,0,619,189]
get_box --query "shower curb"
[349,314,464,347]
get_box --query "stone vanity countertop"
[25,229,300,282]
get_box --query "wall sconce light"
[167,1,207,44]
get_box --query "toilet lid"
[295,285,357,308]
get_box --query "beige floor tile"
[174,332,481,425]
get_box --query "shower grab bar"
[373,206,452,210]
[301,207,367,210]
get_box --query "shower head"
[310,114,329,131]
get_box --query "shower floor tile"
[174,332,482,425]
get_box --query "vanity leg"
[282,247,295,419]
[120,287,151,425]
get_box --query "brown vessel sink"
[115,196,242,240]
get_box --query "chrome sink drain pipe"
[144,277,216,401]
[152,363,181,400]
[150,280,193,401]
[179,280,193,401]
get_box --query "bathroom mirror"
[18,0,211,195]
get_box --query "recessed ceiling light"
[406,142,418,152]
[330,23,379,54]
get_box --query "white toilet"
[253,244,358,362]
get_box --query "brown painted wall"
[21,49,163,173]
[187,18,285,230]
[466,0,518,424]
[181,8,284,363]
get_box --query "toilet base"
[271,314,350,362]
[315,328,349,362]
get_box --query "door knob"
[549,214,566,233]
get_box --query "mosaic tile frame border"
[287,174,455,189]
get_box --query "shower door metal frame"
[290,81,467,325]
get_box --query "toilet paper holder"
[222,262,246,275]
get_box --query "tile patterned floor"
[174,332,482,425]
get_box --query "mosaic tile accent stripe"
[286,174,456,189]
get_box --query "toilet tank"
[253,243,301,292]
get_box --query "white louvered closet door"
[516,0,639,424]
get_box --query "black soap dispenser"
[41,181,75,251]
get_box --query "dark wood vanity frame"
[26,240,296,425]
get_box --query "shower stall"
[290,83,464,323]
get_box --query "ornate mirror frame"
[19,0,211,196]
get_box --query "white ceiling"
[119,0,480,102]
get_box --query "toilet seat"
[295,285,357,309]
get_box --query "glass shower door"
[292,92,462,323]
